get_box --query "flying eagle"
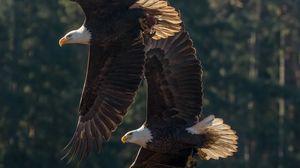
[58,0,182,160]
[122,30,238,168]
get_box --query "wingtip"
[60,128,94,163]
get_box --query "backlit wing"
[144,30,203,127]
[63,36,145,161]
[131,0,182,40]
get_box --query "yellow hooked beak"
[121,135,129,143]
[59,37,68,47]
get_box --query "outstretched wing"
[131,0,182,40]
[130,147,192,168]
[63,36,145,161]
[144,30,203,127]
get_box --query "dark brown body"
[146,126,205,154]
[144,50,205,154]
[84,6,143,46]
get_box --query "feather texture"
[187,115,238,160]
[144,30,203,127]
[63,35,145,161]
[131,0,182,40]
[130,148,192,168]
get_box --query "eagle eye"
[66,34,72,38]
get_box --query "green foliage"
[0,0,299,167]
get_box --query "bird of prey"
[122,30,238,168]
[58,0,182,161]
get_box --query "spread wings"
[144,30,203,127]
[63,36,145,161]
[71,0,182,40]
[130,147,192,168]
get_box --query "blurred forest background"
[0,0,299,167]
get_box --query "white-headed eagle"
[59,0,182,161]
[122,30,238,168]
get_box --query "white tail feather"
[186,115,215,134]
[186,115,238,160]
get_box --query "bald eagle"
[58,0,182,161]
[122,30,238,168]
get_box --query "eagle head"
[59,25,91,47]
[121,125,153,148]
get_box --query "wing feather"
[131,0,182,40]
[63,36,145,160]
[144,30,203,127]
